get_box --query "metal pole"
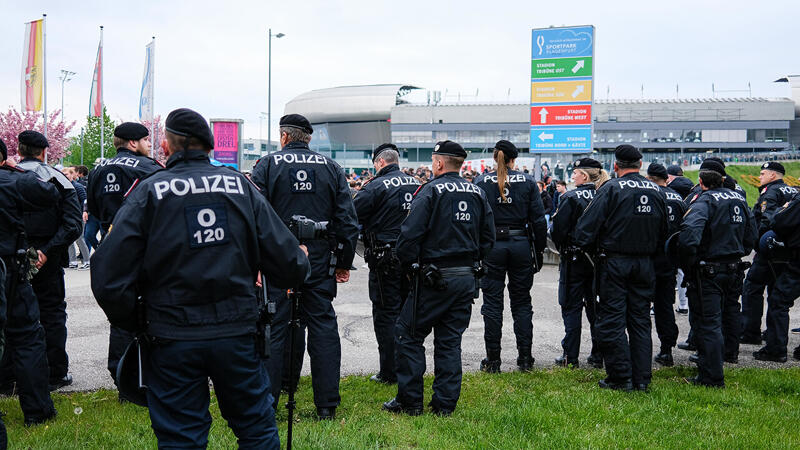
[42,14,48,162]
[151,36,156,158]
[100,25,105,160]
[80,127,84,165]
[267,28,271,158]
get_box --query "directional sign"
[530,25,594,154]
[529,127,592,152]
[530,105,592,126]
[531,80,592,103]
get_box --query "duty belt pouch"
[496,226,510,241]
[422,264,447,291]
[701,264,716,277]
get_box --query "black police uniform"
[573,149,668,390]
[759,194,800,360]
[652,182,687,363]
[353,154,421,383]
[667,176,694,200]
[678,186,756,386]
[16,154,82,387]
[250,136,359,416]
[389,141,495,414]
[86,131,164,389]
[91,121,310,447]
[0,258,5,445]
[0,162,59,424]
[740,174,798,343]
[550,180,602,367]
[473,165,546,370]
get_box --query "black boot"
[480,350,501,374]
[517,347,534,371]
[554,354,579,368]
[586,353,603,369]
[654,348,674,366]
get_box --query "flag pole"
[151,36,155,158]
[100,25,104,160]
[42,13,48,162]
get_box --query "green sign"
[531,56,593,79]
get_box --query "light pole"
[58,69,76,124]
[267,29,285,157]
[259,111,267,141]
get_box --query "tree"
[0,108,75,162]
[64,108,116,169]
[140,115,166,164]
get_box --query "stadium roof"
[284,84,420,124]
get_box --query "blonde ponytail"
[494,149,509,202]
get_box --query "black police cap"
[493,140,518,159]
[574,157,601,169]
[667,164,683,176]
[699,159,726,176]
[705,156,726,167]
[0,138,7,160]
[165,108,214,150]
[18,130,49,149]
[372,143,398,162]
[761,161,785,175]
[433,140,467,158]
[279,114,313,134]
[114,122,149,141]
[614,144,641,162]
[647,163,668,180]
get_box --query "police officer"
[741,161,798,346]
[473,140,545,372]
[573,145,668,392]
[383,140,495,416]
[676,159,756,386]
[86,122,164,394]
[0,138,59,425]
[646,163,687,366]
[15,131,82,390]
[684,157,747,203]
[666,165,693,199]
[754,192,800,362]
[91,108,310,447]
[550,157,608,368]
[250,114,359,420]
[353,143,421,384]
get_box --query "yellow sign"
[531,80,592,103]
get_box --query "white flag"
[138,40,154,121]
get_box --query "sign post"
[210,119,243,169]
[530,25,595,154]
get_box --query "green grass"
[684,161,800,207]
[3,367,800,448]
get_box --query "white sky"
[1,0,797,140]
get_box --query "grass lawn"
[684,161,800,207]
[2,367,799,448]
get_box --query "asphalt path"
[61,257,799,392]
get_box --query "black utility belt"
[437,266,477,277]
[600,250,650,258]
[496,226,526,241]
[698,260,748,276]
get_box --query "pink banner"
[212,121,239,168]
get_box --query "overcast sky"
[1,0,797,140]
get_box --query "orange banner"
[21,19,43,111]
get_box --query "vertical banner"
[89,39,103,117]
[139,39,154,122]
[21,19,44,111]
[211,119,243,169]
[530,25,594,153]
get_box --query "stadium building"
[276,79,800,171]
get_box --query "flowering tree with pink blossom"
[0,108,75,162]
[140,114,166,163]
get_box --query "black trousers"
[146,336,279,449]
[686,267,743,385]
[653,266,679,350]
[30,261,68,381]
[480,237,533,358]
[557,253,599,362]
[108,325,136,387]
[764,264,800,355]
[740,253,784,339]
[396,274,474,411]
[0,258,56,423]
[596,256,654,386]
[265,279,341,409]
[368,265,406,382]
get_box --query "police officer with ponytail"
[473,140,546,373]
[550,157,608,368]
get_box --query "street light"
[267,29,285,157]
[259,111,267,141]
[58,69,76,124]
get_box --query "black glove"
[535,252,544,272]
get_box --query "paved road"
[61,258,799,392]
